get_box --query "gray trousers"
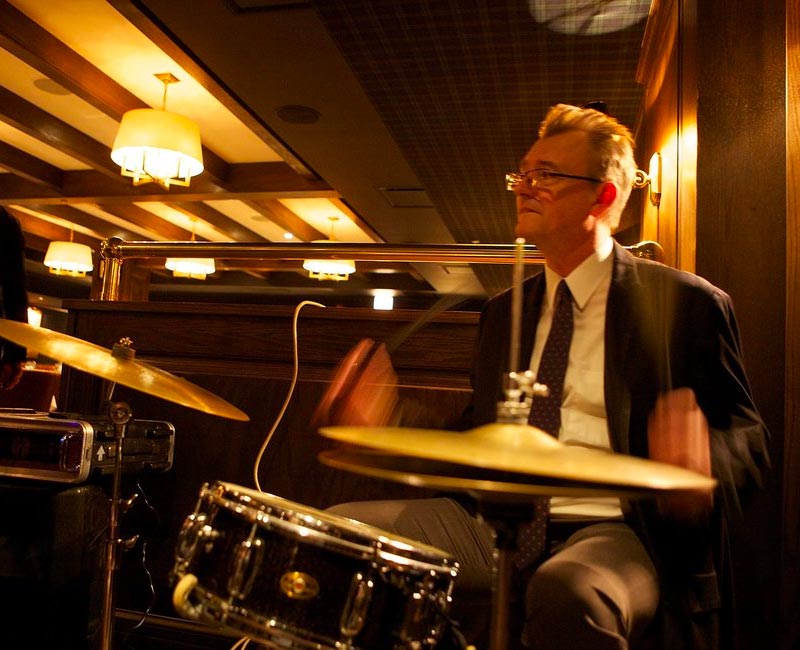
[327,497,659,650]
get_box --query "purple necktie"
[515,280,574,569]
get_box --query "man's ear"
[597,182,616,206]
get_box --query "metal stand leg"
[100,401,132,650]
[481,502,535,650]
[489,545,515,650]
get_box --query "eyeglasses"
[505,168,603,191]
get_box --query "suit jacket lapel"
[520,273,546,371]
[605,243,639,455]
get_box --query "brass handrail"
[98,238,663,301]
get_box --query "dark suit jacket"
[0,207,29,363]
[468,242,769,650]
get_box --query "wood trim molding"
[784,0,800,642]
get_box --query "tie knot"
[555,280,572,308]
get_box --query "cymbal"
[319,423,716,492]
[0,320,249,421]
[319,447,669,499]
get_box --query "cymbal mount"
[496,370,549,423]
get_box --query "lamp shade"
[302,255,356,281]
[43,241,93,277]
[165,257,216,280]
[111,108,204,188]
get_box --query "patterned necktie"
[515,280,574,569]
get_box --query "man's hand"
[647,387,713,522]
[312,339,399,428]
[0,360,23,390]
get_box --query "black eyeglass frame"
[505,168,604,191]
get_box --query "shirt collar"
[543,237,614,311]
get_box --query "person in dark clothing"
[0,207,29,390]
[327,104,769,649]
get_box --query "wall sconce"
[633,151,662,207]
[111,73,204,189]
[43,232,93,277]
[303,216,356,282]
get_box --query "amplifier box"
[0,410,174,483]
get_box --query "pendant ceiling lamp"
[43,229,93,277]
[303,216,356,282]
[165,221,215,280]
[111,73,204,189]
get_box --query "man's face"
[512,130,604,249]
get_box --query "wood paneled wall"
[785,1,800,645]
[639,1,792,646]
[59,301,479,624]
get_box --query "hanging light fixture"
[111,73,204,189]
[43,229,93,277]
[303,216,356,281]
[165,220,215,280]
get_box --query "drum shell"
[172,483,458,650]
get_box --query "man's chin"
[514,224,540,242]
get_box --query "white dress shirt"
[529,237,622,519]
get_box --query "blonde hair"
[538,103,636,229]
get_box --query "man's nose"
[513,180,538,198]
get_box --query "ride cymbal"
[319,423,716,492]
[0,320,249,421]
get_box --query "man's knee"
[525,561,628,648]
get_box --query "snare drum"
[171,482,459,650]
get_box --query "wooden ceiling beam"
[96,202,194,241]
[108,0,316,180]
[167,200,268,241]
[0,86,122,179]
[9,206,102,249]
[0,162,336,203]
[29,204,142,241]
[328,197,384,242]
[0,141,63,190]
[0,3,231,184]
[0,0,146,119]
[243,198,324,241]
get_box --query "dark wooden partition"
[59,300,479,631]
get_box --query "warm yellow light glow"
[27,307,42,328]
[302,257,356,282]
[648,151,662,207]
[373,291,394,311]
[111,74,203,189]
[44,241,94,277]
[303,216,356,281]
[165,257,215,280]
[111,108,203,188]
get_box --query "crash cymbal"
[0,320,249,421]
[319,422,715,492]
[318,447,669,499]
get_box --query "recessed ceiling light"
[276,104,321,124]
[33,78,70,95]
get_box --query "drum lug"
[340,571,374,639]
[227,537,264,599]
[174,513,219,574]
[399,576,450,649]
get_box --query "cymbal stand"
[478,501,538,650]
[100,400,139,650]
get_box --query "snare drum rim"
[205,481,458,573]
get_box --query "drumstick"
[384,291,468,354]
